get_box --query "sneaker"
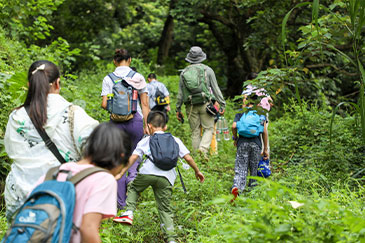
[230,187,239,202]
[113,212,133,225]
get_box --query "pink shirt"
[35,162,117,243]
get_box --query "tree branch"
[306,63,358,76]
[199,9,236,28]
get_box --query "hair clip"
[32,64,46,75]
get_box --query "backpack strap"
[108,70,136,83]
[126,70,136,78]
[44,166,108,185]
[68,105,81,159]
[44,165,62,181]
[25,106,66,164]
[108,73,122,83]
[69,166,109,185]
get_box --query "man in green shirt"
[176,46,225,155]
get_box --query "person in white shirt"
[4,60,98,221]
[113,111,205,243]
[147,73,171,112]
[100,48,150,209]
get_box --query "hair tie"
[32,64,46,75]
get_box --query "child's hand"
[195,171,205,183]
[115,172,123,180]
[262,149,269,159]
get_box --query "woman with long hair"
[4,60,98,221]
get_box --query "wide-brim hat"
[185,46,207,64]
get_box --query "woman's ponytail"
[23,60,60,130]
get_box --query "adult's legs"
[113,113,144,208]
[152,176,176,242]
[186,104,201,151]
[199,103,214,153]
[233,142,250,193]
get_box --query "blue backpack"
[2,166,107,243]
[236,110,265,138]
[106,70,137,122]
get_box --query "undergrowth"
[0,59,364,242]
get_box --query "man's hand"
[166,105,171,112]
[195,171,205,183]
[214,101,225,115]
[176,111,184,122]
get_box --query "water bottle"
[222,117,230,141]
[131,89,138,113]
[216,117,223,141]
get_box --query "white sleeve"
[174,137,190,158]
[132,137,149,159]
[72,106,99,152]
[101,76,113,96]
[162,84,170,96]
[138,86,148,95]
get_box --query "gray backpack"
[107,71,137,122]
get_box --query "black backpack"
[154,88,169,106]
[148,133,179,170]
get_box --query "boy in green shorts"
[113,111,205,243]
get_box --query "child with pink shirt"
[34,123,131,243]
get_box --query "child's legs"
[125,174,151,212]
[248,143,261,186]
[151,176,176,242]
[233,142,250,192]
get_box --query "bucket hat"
[185,46,207,63]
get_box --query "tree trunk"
[157,0,176,64]
[199,10,268,97]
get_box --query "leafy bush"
[270,101,363,182]
[0,56,363,242]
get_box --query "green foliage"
[279,0,365,143]
[0,65,363,241]
[0,1,364,241]
[270,102,363,180]
[0,0,64,43]
[199,178,364,243]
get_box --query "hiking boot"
[113,211,133,225]
[230,187,239,203]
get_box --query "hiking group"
[2,46,270,243]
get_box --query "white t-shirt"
[101,66,148,116]
[133,131,190,185]
[147,80,169,109]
